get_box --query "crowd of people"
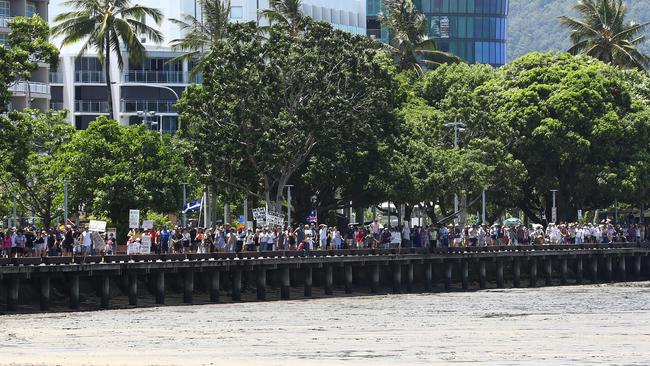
[1,218,646,258]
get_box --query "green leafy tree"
[481,52,649,221]
[0,110,73,228]
[379,0,462,75]
[58,117,187,240]
[169,0,231,67]
[0,16,59,112]
[559,0,650,70]
[52,0,164,119]
[177,21,401,212]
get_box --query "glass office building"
[367,0,509,66]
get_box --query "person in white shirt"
[401,224,411,247]
[259,229,269,251]
[319,225,328,249]
[331,228,342,250]
[82,229,92,255]
[267,230,277,251]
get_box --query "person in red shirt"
[355,228,366,249]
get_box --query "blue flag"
[183,198,202,213]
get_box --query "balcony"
[123,70,186,84]
[121,99,177,113]
[75,70,106,84]
[75,100,109,113]
[9,81,50,96]
[49,102,64,110]
[49,72,63,84]
[0,16,15,28]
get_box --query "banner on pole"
[129,209,140,229]
[88,220,107,232]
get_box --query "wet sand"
[1,283,650,365]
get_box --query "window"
[229,6,243,19]
[0,34,6,46]
[26,1,37,17]
[0,0,9,17]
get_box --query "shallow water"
[1,283,650,365]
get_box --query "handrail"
[1,242,647,267]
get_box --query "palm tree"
[380,0,462,75]
[169,0,231,68]
[559,0,650,70]
[259,0,305,36]
[52,0,163,120]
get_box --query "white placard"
[390,232,402,244]
[88,220,107,232]
[142,220,154,230]
[127,243,140,255]
[129,209,140,229]
[140,235,151,254]
[252,207,267,222]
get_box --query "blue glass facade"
[367,0,509,66]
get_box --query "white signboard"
[266,210,285,226]
[88,220,107,232]
[127,243,140,255]
[142,220,154,230]
[140,235,151,254]
[551,207,557,223]
[129,209,140,229]
[252,207,267,222]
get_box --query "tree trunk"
[104,33,114,120]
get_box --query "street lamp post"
[550,189,559,223]
[444,118,467,224]
[12,193,17,228]
[482,189,486,224]
[181,182,189,227]
[63,179,68,224]
[137,110,162,141]
[285,185,294,226]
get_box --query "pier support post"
[100,275,110,309]
[405,263,414,293]
[232,269,242,301]
[393,262,402,293]
[444,261,452,291]
[371,264,380,293]
[461,260,469,290]
[344,264,353,294]
[618,256,626,282]
[257,268,267,300]
[605,256,613,282]
[634,254,642,280]
[576,257,584,284]
[155,271,165,304]
[39,276,50,311]
[544,258,552,286]
[529,258,537,287]
[560,258,568,285]
[304,266,313,297]
[7,277,19,311]
[209,271,220,303]
[591,256,598,283]
[281,266,291,299]
[324,265,333,295]
[513,258,521,288]
[128,273,138,306]
[70,274,80,309]
[424,262,432,292]
[479,261,487,289]
[183,271,194,304]
[496,260,504,288]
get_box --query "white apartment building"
[48,0,366,131]
[1,0,50,111]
